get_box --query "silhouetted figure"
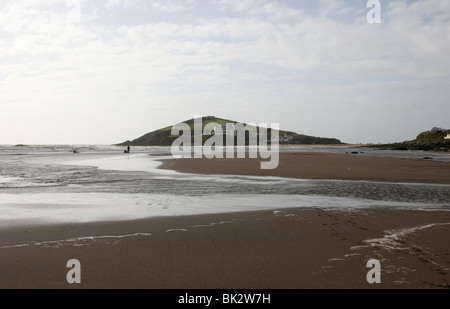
[127,145,130,153]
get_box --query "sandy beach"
[159,152,450,184]
[0,151,449,290]
[0,208,449,289]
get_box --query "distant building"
[445,134,450,140]
[280,133,293,143]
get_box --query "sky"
[0,0,449,145]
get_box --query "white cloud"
[214,0,262,12]
[317,0,363,19]
[105,0,144,10]
[0,0,449,144]
[151,1,190,13]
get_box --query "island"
[117,116,344,146]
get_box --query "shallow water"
[0,145,449,227]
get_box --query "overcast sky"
[0,0,449,145]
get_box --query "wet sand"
[0,152,449,290]
[0,208,449,289]
[159,152,450,184]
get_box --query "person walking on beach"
[127,145,130,153]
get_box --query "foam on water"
[351,222,450,251]
[0,232,153,249]
[0,175,56,188]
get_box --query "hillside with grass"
[416,127,450,141]
[117,116,343,146]
[369,127,450,152]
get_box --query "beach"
[0,208,449,289]
[159,151,450,184]
[0,148,449,289]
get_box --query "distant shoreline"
[367,140,450,152]
[278,143,371,147]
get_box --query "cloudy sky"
[0,0,449,145]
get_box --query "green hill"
[117,116,343,146]
[416,127,450,141]
[369,127,450,152]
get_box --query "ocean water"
[0,144,449,227]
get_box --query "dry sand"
[0,152,449,290]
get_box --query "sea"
[0,144,449,228]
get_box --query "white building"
[280,133,293,143]
[445,134,450,140]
